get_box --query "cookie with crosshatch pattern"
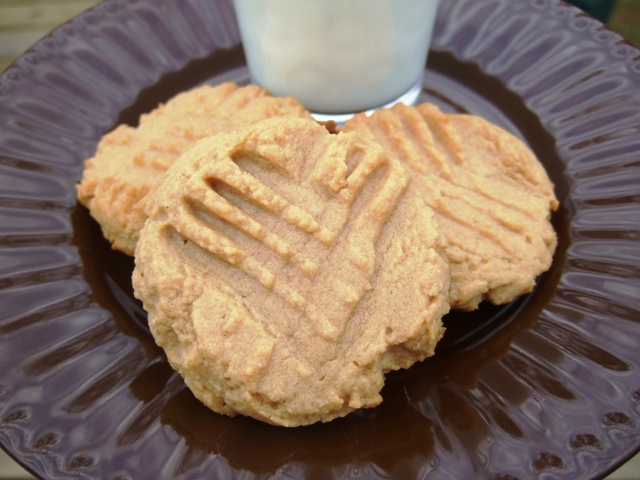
[341,102,558,311]
[132,117,450,427]
[77,83,312,255]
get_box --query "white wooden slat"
[0,3,98,29]
[0,29,53,56]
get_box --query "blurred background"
[0,0,638,479]
[0,0,639,73]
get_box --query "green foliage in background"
[566,0,640,49]
[566,0,617,22]
[608,0,640,48]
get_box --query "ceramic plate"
[0,0,639,478]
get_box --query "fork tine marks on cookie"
[194,156,335,244]
[185,169,329,279]
[155,118,414,341]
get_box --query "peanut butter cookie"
[341,102,558,310]
[77,83,311,255]
[133,117,450,426]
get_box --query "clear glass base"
[310,80,422,126]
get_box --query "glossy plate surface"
[1,0,640,478]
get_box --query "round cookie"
[133,117,450,427]
[77,83,312,255]
[341,102,558,311]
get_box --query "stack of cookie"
[77,83,557,427]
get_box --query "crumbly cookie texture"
[341,102,558,311]
[77,83,312,255]
[133,117,450,427]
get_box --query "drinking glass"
[234,0,439,122]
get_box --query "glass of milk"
[233,0,439,122]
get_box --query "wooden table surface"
[0,0,100,73]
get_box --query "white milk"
[234,0,438,114]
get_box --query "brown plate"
[1,0,640,478]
